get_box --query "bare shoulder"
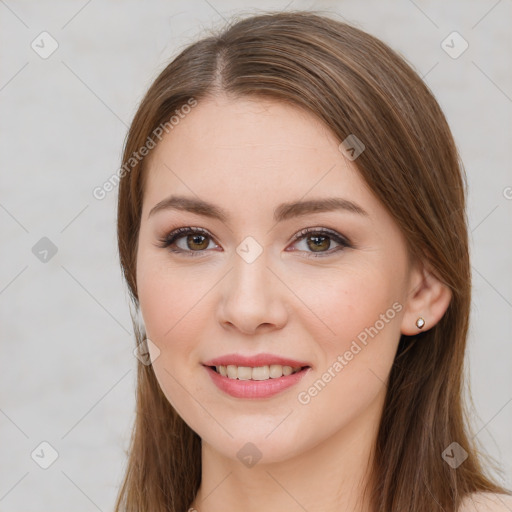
[459,492,512,512]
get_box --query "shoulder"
[459,492,512,512]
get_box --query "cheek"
[137,247,211,346]
[290,262,402,347]
[136,251,223,390]
[137,262,209,418]
[291,264,403,419]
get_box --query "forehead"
[165,95,335,147]
[142,95,374,218]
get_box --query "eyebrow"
[148,195,369,222]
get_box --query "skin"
[136,95,452,512]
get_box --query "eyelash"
[156,226,352,259]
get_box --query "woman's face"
[136,95,420,464]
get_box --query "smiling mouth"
[209,364,309,381]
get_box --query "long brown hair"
[115,10,511,511]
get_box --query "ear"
[400,260,452,335]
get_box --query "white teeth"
[214,364,303,380]
[252,366,269,380]
[237,366,252,380]
[227,365,237,379]
[269,364,283,378]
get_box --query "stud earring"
[416,317,425,329]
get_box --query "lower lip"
[204,365,310,399]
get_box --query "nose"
[216,249,288,335]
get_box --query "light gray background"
[1,1,511,510]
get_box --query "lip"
[204,365,311,399]
[203,353,311,368]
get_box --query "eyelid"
[155,226,219,255]
[157,225,352,257]
[289,226,351,246]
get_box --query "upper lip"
[203,353,311,368]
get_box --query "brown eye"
[306,234,331,252]
[157,227,217,256]
[184,233,210,251]
[289,227,351,258]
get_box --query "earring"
[416,317,425,329]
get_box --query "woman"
[114,10,512,512]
